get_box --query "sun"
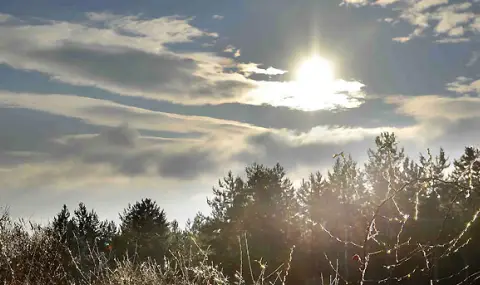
[295,56,334,87]
[286,55,338,110]
[247,55,359,111]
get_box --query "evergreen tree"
[118,198,170,264]
[73,202,101,248]
[295,172,330,283]
[52,204,76,244]
[325,155,367,281]
[449,147,480,277]
[365,132,406,202]
[203,163,300,282]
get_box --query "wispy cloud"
[0,91,263,137]
[435,37,470,44]
[387,95,480,121]
[0,13,257,105]
[467,51,480,67]
[342,0,369,6]
[223,45,236,53]
[0,89,392,190]
[446,77,480,95]
[374,0,401,6]
[0,13,11,23]
[238,63,288,76]
[343,0,478,42]
[385,94,480,145]
[0,90,267,189]
[223,45,241,58]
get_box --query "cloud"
[52,124,221,179]
[446,77,480,95]
[448,26,465,37]
[342,0,369,6]
[345,0,477,42]
[375,0,401,6]
[467,51,480,67]
[85,12,217,43]
[0,91,411,190]
[0,91,265,138]
[0,13,11,23]
[0,12,366,112]
[384,94,480,150]
[393,37,411,43]
[433,3,474,35]
[223,45,241,58]
[472,17,480,32]
[236,124,419,171]
[411,0,448,11]
[0,13,259,105]
[224,45,236,53]
[435,37,470,44]
[387,95,480,121]
[247,79,366,111]
[0,119,245,189]
[0,90,273,189]
[238,63,288,76]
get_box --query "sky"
[0,0,479,226]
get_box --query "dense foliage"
[2,132,480,284]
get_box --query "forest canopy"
[2,132,480,285]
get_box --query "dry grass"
[0,209,301,285]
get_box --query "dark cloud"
[0,108,221,181]
[101,123,139,147]
[157,150,217,179]
[194,79,255,100]
[22,41,256,102]
[0,107,101,153]
[236,131,375,171]
[29,43,199,92]
[49,124,220,179]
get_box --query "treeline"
[1,132,480,285]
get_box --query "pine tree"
[118,198,169,264]
[73,202,101,247]
[203,163,300,282]
[295,172,330,283]
[52,204,76,244]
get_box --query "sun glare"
[295,56,334,87]
[248,55,364,111]
[288,55,339,110]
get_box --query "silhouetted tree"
[118,198,169,265]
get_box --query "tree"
[448,147,480,279]
[73,202,101,247]
[51,203,114,281]
[118,198,170,264]
[201,164,298,281]
[295,172,331,283]
[365,132,406,202]
[52,204,76,244]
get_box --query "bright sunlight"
[247,55,365,111]
[295,56,334,87]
